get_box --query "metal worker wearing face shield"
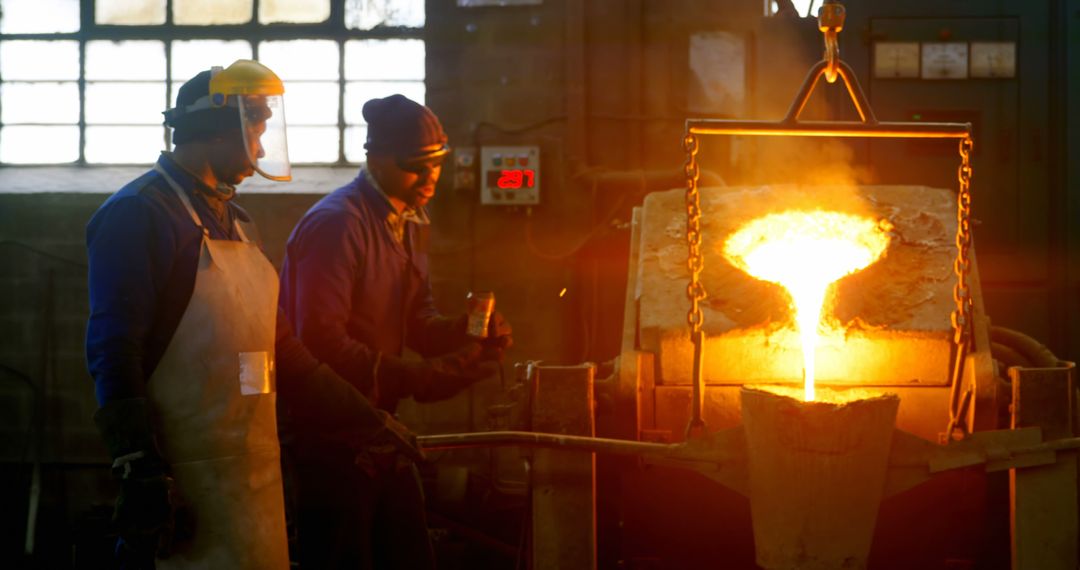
[85,61,420,569]
[278,94,513,569]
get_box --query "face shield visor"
[239,94,291,181]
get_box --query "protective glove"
[377,343,490,404]
[487,310,513,343]
[368,409,426,464]
[113,471,189,565]
[417,311,512,361]
[282,363,424,462]
[480,311,513,361]
[418,313,471,354]
[93,398,189,561]
[355,411,427,476]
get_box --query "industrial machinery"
[422,3,1078,568]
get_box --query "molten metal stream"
[724,210,890,400]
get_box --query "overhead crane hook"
[818,0,846,83]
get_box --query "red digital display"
[487,169,536,190]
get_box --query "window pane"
[0,41,79,80]
[0,125,79,163]
[0,0,80,33]
[259,0,329,24]
[96,0,166,25]
[87,41,166,80]
[345,0,423,29]
[344,125,369,163]
[86,126,164,163]
[1,82,80,124]
[287,126,338,163]
[172,40,253,86]
[87,83,167,125]
[282,82,338,126]
[174,0,252,25]
[345,39,424,80]
[259,40,339,80]
[344,81,425,124]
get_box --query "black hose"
[990,341,1031,369]
[990,326,1059,368]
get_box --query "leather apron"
[147,166,290,569]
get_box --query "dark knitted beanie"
[362,94,447,158]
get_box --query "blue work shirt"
[279,171,450,408]
[86,153,318,405]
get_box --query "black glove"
[93,398,189,561]
[480,311,513,361]
[419,313,471,354]
[355,411,427,476]
[487,310,513,343]
[282,363,424,462]
[368,409,426,464]
[113,472,189,566]
[378,343,490,404]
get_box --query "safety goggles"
[396,155,444,174]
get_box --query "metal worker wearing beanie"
[85,62,421,570]
[279,94,513,568]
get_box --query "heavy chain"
[684,132,705,334]
[946,136,974,439]
[952,136,974,347]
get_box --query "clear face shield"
[239,94,291,181]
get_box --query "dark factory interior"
[1,0,1079,568]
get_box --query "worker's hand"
[419,342,491,401]
[381,344,492,403]
[370,409,426,465]
[355,410,427,476]
[487,311,513,342]
[93,398,193,561]
[113,465,192,560]
[480,311,513,362]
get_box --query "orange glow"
[723,210,890,401]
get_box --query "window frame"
[0,0,424,166]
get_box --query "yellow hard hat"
[164,59,291,181]
[208,59,285,107]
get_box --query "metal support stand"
[529,364,597,570]
[1010,362,1078,570]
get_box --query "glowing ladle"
[723,210,890,401]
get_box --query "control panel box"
[480,145,540,205]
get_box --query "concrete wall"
[0,191,116,565]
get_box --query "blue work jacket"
[279,171,449,409]
[85,154,319,404]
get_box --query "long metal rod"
[687,120,971,138]
[419,430,1080,471]
[418,431,684,458]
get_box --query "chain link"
[684,133,705,333]
[945,136,974,438]
[952,136,974,345]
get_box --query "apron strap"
[234,219,252,244]
[154,163,251,243]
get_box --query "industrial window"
[767,0,818,18]
[0,0,425,165]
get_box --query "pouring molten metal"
[723,210,890,401]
